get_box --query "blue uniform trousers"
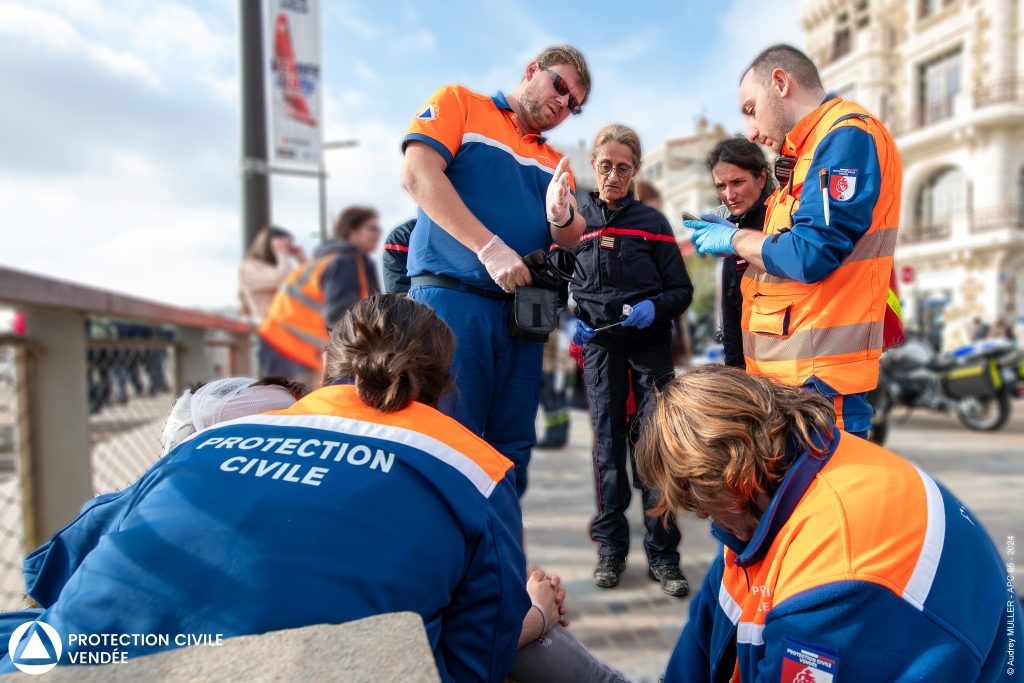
[410,285,543,497]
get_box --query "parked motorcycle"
[867,337,1016,445]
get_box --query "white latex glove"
[546,157,572,225]
[477,235,531,293]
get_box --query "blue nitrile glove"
[622,300,655,329]
[683,213,738,256]
[572,320,597,345]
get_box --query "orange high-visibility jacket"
[741,98,902,395]
[259,254,368,370]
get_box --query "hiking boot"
[648,564,690,597]
[594,555,626,589]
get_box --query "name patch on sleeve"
[780,638,839,683]
[828,168,857,201]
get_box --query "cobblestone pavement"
[523,403,1024,682]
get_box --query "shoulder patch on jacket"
[780,637,839,682]
[828,168,858,201]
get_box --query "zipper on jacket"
[595,203,627,293]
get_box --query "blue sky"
[0,0,799,308]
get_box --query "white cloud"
[0,3,161,88]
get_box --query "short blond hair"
[635,365,836,525]
[537,45,591,104]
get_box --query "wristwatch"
[551,204,574,229]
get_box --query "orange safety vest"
[741,98,903,395]
[259,253,369,370]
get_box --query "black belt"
[411,274,513,301]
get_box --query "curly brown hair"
[635,365,836,526]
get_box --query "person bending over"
[637,365,1008,683]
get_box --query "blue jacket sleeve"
[321,254,365,330]
[754,581,988,683]
[761,126,882,284]
[438,476,528,683]
[663,553,724,683]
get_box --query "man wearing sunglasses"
[401,45,590,497]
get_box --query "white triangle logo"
[20,631,52,660]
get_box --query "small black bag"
[509,248,585,342]
[510,286,560,341]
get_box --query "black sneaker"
[594,555,626,589]
[648,564,690,597]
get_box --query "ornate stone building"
[801,0,1024,332]
[638,118,731,238]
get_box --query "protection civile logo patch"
[828,168,857,202]
[779,638,839,682]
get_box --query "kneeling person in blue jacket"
[3,295,529,683]
[637,365,1010,683]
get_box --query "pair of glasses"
[540,66,583,116]
[596,161,636,179]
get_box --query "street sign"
[900,265,915,285]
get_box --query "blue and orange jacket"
[6,385,528,682]
[665,430,1008,683]
[742,96,902,396]
[403,85,575,292]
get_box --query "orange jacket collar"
[781,95,841,158]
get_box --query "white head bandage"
[160,377,297,453]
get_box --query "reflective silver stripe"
[737,622,765,646]
[744,269,790,286]
[293,260,321,288]
[279,322,328,349]
[744,320,883,362]
[842,227,898,264]
[902,466,946,611]
[718,581,742,625]
[743,227,899,287]
[284,283,324,312]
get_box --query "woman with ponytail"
[3,295,551,682]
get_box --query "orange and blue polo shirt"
[664,430,1008,682]
[403,85,575,292]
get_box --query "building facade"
[801,0,1024,335]
[639,118,731,239]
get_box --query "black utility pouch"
[507,248,585,342]
[510,286,559,341]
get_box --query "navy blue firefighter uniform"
[571,191,693,570]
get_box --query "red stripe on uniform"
[579,227,676,244]
[384,244,410,253]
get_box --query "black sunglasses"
[540,66,582,116]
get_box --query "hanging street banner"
[268,0,322,168]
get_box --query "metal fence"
[0,339,29,607]
[86,336,179,497]
[0,267,253,610]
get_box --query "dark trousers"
[583,340,680,565]
[721,259,746,369]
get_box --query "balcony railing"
[973,78,1024,108]
[887,78,1024,136]
[899,220,952,244]
[899,205,1024,242]
[971,204,1024,233]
